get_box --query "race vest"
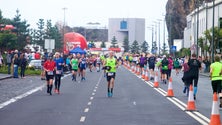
[106,58,117,72]
[71,59,78,70]
[210,62,222,81]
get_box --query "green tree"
[110,36,118,48]
[36,19,45,47]
[100,41,106,48]
[161,42,168,55]
[204,27,222,60]
[11,9,30,50]
[122,37,129,52]
[45,20,62,51]
[131,40,140,53]
[141,41,148,53]
[0,30,17,50]
[178,48,191,57]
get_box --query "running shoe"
[107,92,111,97]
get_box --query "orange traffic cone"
[132,65,135,72]
[209,93,221,125]
[134,66,137,74]
[153,72,159,88]
[186,85,196,111]
[145,70,149,81]
[128,63,130,70]
[137,66,140,75]
[166,77,174,97]
[142,69,145,79]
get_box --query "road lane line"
[90,97,94,100]
[80,116,86,122]
[126,67,210,124]
[92,93,95,95]
[186,112,208,125]
[0,74,71,110]
[88,101,92,105]
[84,108,89,113]
[193,111,210,123]
[0,84,45,109]
[167,97,186,110]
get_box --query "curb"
[0,76,13,81]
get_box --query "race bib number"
[48,71,54,75]
[107,73,114,76]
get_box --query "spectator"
[203,57,210,73]
[6,51,12,74]
[12,54,20,78]
[34,52,41,60]
[0,52,3,68]
[19,53,27,78]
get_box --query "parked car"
[28,60,42,69]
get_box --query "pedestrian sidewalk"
[0,73,12,80]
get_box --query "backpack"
[162,58,169,70]
[174,60,180,67]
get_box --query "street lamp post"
[212,0,215,62]
[62,7,67,38]
[157,19,162,55]
[196,0,200,56]
[147,26,154,54]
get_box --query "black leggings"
[20,67,26,77]
[55,74,62,90]
[188,76,199,87]
[211,80,222,93]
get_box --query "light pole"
[196,0,200,56]
[157,19,162,55]
[62,7,67,38]
[212,0,215,62]
[147,26,154,54]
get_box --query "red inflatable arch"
[63,32,87,54]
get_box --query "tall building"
[108,18,145,46]
[183,0,222,54]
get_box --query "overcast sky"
[0,0,168,44]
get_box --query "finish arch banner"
[63,32,87,54]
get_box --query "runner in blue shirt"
[54,52,64,94]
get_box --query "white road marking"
[133,101,136,105]
[88,101,92,105]
[92,93,95,95]
[0,84,45,109]
[80,116,86,122]
[84,108,89,113]
[0,74,71,110]
[93,89,97,92]
[95,86,98,89]
[126,67,211,124]
[90,97,94,100]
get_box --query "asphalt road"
[0,66,218,125]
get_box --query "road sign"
[171,46,177,52]
[45,39,55,53]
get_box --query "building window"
[120,20,127,29]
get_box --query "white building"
[183,0,222,53]
[108,18,145,46]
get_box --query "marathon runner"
[43,55,56,95]
[54,52,64,94]
[104,51,118,97]
[70,54,79,81]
